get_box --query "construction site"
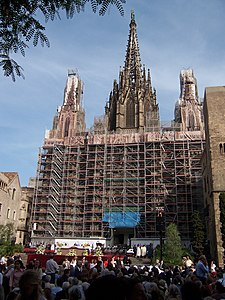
[31,13,205,248]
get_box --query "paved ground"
[130,256,152,266]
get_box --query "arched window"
[126,98,135,128]
[64,117,70,137]
[187,112,195,131]
[12,188,16,200]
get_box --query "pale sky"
[1,0,225,186]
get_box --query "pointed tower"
[105,11,160,132]
[47,70,86,143]
[174,69,204,131]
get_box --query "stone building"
[30,13,205,249]
[17,185,33,245]
[0,172,33,245]
[203,86,225,267]
[174,69,204,131]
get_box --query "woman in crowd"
[16,269,46,300]
[9,260,24,292]
[33,260,43,281]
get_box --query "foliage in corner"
[0,223,14,243]
[0,223,23,256]
[163,223,183,265]
[191,210,205,256]
[0,0,126,81]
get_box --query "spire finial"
[131,10,135,21]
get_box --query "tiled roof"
[2,172,18,183]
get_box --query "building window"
[12,188,16,200]
[0,203,2,214]
[0,180,7,191]
[219,143,225,154]
[7,209,10,219]
[64,117,70,137]
[126,99,135,128]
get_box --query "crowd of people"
[0,252,225,300]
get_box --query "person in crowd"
[43,287,52,300]
[123,255,131,267]
[86,274,128,300]
[0,265,4,300]
[211,281,225,299]
[0,255,7,267]
[51,278,63,300]
[26,259,35,270]
[143,281,162,300]
[68,284,85,300]
[42,275,54,289]
[9,260,24,292]
[128,277,148,300]
[166,283,182,300]
[136,245,141,259]
[182,256,187,269]
[181,280,203,300]
[195,255,209,283]
[3,248,223,300]
[185,256,194,269]
[116,257,124,269]
[210,260,217,275]
[15,269,47,300]
[147,243,154,263]
[62,257,71,270]
[80,261,91,282]
[3,257,14,297]
[45,254,59,284]
[158,279,168,299]
[70,256,78,268]
[89,259,96,270]
[141,245,147,258]
[109,256,117,268]
[55,281,70,300]
[72,261,82,279]
[57,268,70,287]
[33,259,43,280]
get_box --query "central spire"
[105,12,160,133]
[124,11,142,87]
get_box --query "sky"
[1,0,225,186]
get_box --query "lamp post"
[156,208,164,264]
[158,211,163,263]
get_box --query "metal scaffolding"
[30,15,205,246]
[31,127,205,244]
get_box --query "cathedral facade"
[31,14,205,251]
